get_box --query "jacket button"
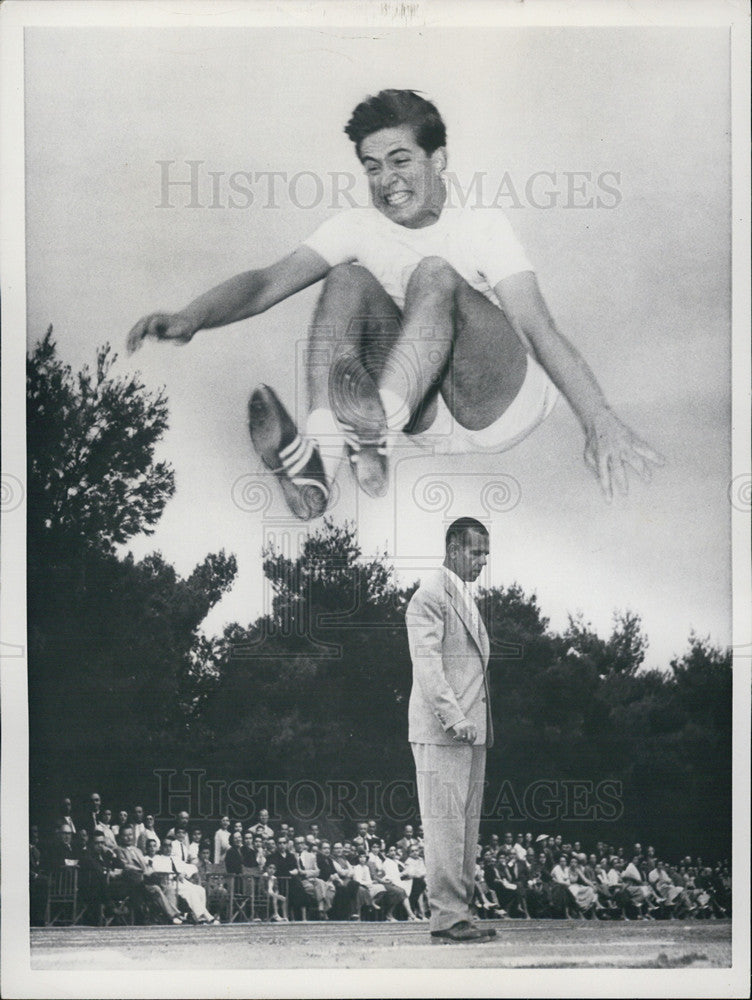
[481,697,487,703]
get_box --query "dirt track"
[31,918,731,970]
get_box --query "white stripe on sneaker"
[279,435,305,461]
[284,440,315,478]
[289,477,329,498]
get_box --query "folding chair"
[45,866,86,926]
[227,874,254,922]
[204,868,231,923]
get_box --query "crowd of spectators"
[30,793,732,927]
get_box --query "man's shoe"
[248,385,330,520]
[430,920,493,944]
[328,355,389,498]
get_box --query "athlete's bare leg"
[377,255,528,434]
[305,264,403,495]
[307,263,402,410]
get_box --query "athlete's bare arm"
[495,271,664,501]
[126,246,331,355]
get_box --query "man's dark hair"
[345,89,446,157]
[445,517,489,549]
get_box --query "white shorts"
[408,354,559,456]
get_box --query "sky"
[23,25,733,669]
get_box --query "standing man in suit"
[406,516,496,944]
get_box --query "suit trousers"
[411,741,486,932]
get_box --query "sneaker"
[329,355,388,499]
[248,385,330,520]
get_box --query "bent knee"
[409,255,459,288]
[322,262,375,294]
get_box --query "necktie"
[464,582,480,635]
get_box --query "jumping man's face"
[359,126,446,230]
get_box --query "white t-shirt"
[303,204,533,311]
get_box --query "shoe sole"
[328,356,388,499]
[430,934,493,944]
[248,385,329,520]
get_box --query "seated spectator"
[166,811,191,841]
[186,827,203,865]
[132,805,146,846]
[367,843,412,922]
[213,816,231,866]
[293,835,329,918]
[395,824,418,855]
[620,855,658,919]
[56,797,77,835]
[351,850,383,915]
[401,844,429,920]
[248,809,275,841]
[525,851,554,918]
[567,857,602,918]
[150,835,219,924]
[73,828,90,863]
[267,836,311,919]
[78,829,125,922]
[47,824,78,869]
[381,845,418,921]
[315,840,339,913]
[116,825,184,924]
[170,828,191,864]
[592,858,622,916]
[240,831,258,869]
[111,810,129,842]
[136,814,160,854]
[261,863,288,921]
[329,842,370,920]
[249,835,267,872]
[307,823,322,845]
[550,855,579,919]
[195,844,229,921]
[648,860,696,918]
[485,849,524,917]
[98,809,119,850]
[511,833,527,861]
[82,792,103,837]
[473,859,503,918]
[508,847,532,918]
[224,831,244,875]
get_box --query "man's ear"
[431,147,447,173]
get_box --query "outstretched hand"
[584,408,665,501]
[126,313,196,355]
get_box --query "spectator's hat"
[535,834,548,843]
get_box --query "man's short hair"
[445,517,489,550]
[345,89,446,158]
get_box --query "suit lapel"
[443,573,488,662]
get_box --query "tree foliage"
[27,327,174,558]
[27,333,236,814]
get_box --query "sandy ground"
[31,919,731,970]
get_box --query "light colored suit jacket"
[406,568,493,747]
